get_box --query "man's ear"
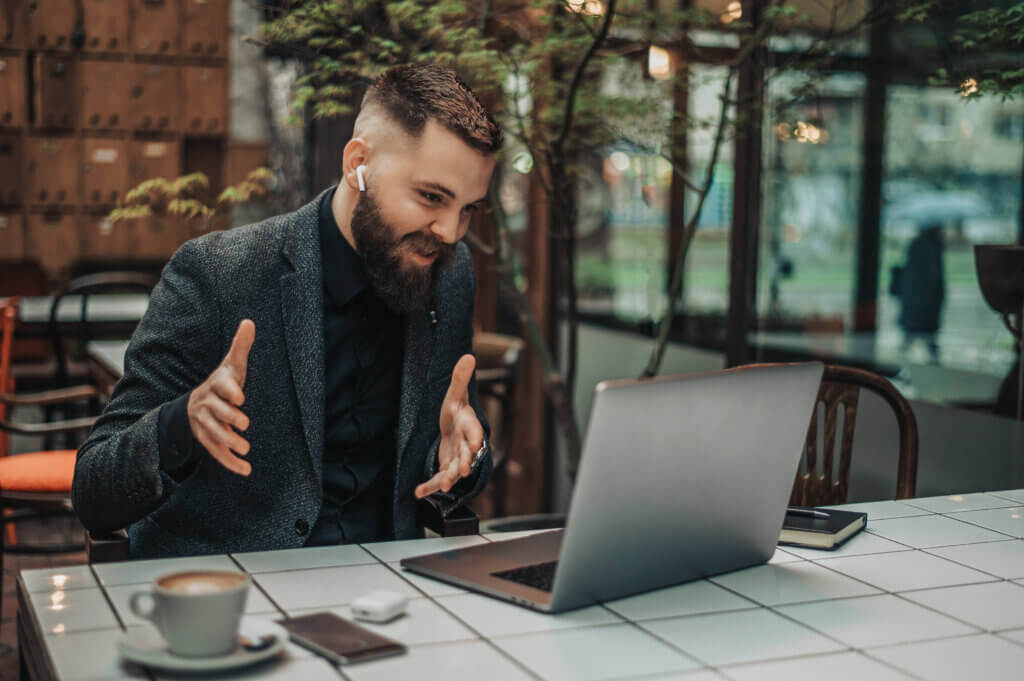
[341,138,370,191]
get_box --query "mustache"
[401,232,455,263]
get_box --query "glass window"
[880,85,1023,405]
[680,64,735,321]
[757,70,866,331]
[575,58,674,323]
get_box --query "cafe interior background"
[0,0,1022,596]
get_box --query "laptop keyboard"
[491,560,558,592]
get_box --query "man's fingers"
[456,411,485,477]
[223,319,255,385]
[195,427,252,476]
[458,438,473,478]
[414,473,443,499]
[208,398,250,432]
[201,415,251,456]
[211,371,246,407]
[414,459,461,498]
[442,354,476,411]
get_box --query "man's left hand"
[414,354,485,499]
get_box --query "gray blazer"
[72,190,491,558]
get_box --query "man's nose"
[429,209,462,244]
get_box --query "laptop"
[401,362,824,613]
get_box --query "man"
[72,64,501,558]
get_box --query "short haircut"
[360,63,502,155]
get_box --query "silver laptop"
[401,362,824,613]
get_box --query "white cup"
[129,570,250,657]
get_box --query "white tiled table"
[17,489,1024,681]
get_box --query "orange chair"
[0,297,103,617]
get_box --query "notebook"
[401,362,825,613]
[779,507,867,549]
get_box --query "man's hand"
[186,319,255,476]
[414,354,485,499]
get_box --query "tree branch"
[553,0,618,157]
[643,66,734,377]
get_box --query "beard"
[349,188,455,315]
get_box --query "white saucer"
[117,622,286,673]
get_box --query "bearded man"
[72,64,501,558]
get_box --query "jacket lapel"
[280,195,326,482]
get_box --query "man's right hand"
[186,319,255,476]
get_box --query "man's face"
[350,119,496,314]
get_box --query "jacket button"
[294,519,309,536]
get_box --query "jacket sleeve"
[72,239,221,533]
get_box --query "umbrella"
[885,190,992,227]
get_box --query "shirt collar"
[319,186,368,309]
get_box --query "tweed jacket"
[71,190,492,558]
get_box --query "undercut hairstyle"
[360,63,502,155]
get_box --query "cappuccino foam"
[158,571,247,594]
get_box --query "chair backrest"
[0,297,19,458]
[0,260,49,362]
[49,271,158,387]
[790,364,919,506]
[472,332,525,463]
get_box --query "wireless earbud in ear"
[356,165,367,192]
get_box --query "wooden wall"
[0,0,265,282]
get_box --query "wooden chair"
[48,271,158,390]
[473,332,525,518]
[0,260,58,391]
[788,364,919,506]
[44,272,156,451]
[0,298,104,618]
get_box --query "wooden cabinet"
[0,0,26,49]
[226,142,269,186]
[0,55,27,128]
[32,54,76,129]
[25,212,78,278]
[131,0,179,56]
[82,138,129,206]
[131,63,180,132]
[27,0,76,50]
[83,0,128,53]
[80,60,134,130]
[130,139,181,183]
[0,136,23,204]
[182,65,226,134]
[0,214,25,259]
[25,137,79,206]
[181,0,228,57]
[80,211,135,258]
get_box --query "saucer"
[117,622,286,673]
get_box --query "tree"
[118,0,924,487]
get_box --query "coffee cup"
[129,570,250,657]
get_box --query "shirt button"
[294,519,309,536]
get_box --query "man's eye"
[463,204,480,215]
[420,191,442,203]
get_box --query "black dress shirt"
[157,187,404,546]
[307,187,404,545]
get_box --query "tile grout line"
[226,553,353,681]
[87,562,159,681]
[936,509,1023,539]
[226,553,288,618]
[377,559,547,681]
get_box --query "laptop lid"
[402,362,824,613]
[545,361,824,611]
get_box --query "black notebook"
[778,507,867,550]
